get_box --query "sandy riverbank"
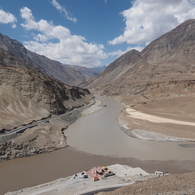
[119,105,195,141]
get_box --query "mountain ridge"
[87,19,195,96]
[0,33,87,86]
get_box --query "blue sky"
[0,0,195,68]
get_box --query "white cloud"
[20,7,107,68]
[0,9,17,25]
[109,45,144,57]
[12,24,17,28]
[109,0,195,45]
[51,0,77,23]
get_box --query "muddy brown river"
[0,95,194,194]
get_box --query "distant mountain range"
[68,64,106,76]
[89,65,106,74]
[87,19,195,101]
[67,65,98,78]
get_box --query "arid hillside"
[0,38,93,161]
[88,19,195,100]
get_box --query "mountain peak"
[142,19,195,63]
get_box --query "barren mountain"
[0,33,86,86]
[88,19,195,97]
[86,19,195,140]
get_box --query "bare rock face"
[87,19,195,100]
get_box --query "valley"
[0,18,195,195]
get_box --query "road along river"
[0,95,195,194]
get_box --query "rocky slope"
[0,54,92,131]
[97,172,195,195]
[0,33,86,86]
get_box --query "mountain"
[0,35,93,160]
[88,19,195,100]
[0,33,86,86]
[84,19,195,141]
[68,65,97,78]
[89,65,106,74]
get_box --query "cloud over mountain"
[0,9,17,28]
[20,7,107,68]
[109,0,195,46]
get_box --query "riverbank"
[119,106,195,141]
[81,98,105,117]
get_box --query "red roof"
[93,176,99,181]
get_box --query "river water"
[0,95,195,194]
[65,95,195,161]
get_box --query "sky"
[0,0,195,68]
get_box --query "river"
[0,95,194,194]
[65,95,195,161]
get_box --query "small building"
[93,176,99,181]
